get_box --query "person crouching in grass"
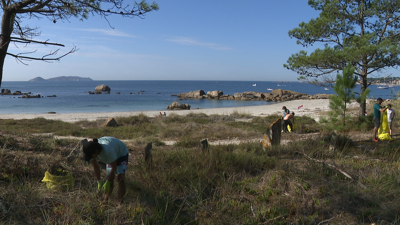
[83,137,129,205]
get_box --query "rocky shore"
[1,89,31,96]
[0,89,55,98]
[174,89,333,102]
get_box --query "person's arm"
[108,161,117,182]
[102,160,117,196]
[92,159,101,181]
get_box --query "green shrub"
[117,114,150,125]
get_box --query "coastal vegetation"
[0,101,399,224]
[328,65,370,128]
[284,0,400,118]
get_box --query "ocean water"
[0,80,397,114]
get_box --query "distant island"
[29,76,93,81]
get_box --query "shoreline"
[0,99,355,123]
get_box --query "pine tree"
[329,64,370,128]
[285,0,400,117]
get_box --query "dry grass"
[0,109,400,224]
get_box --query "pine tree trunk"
[359,74,368,118]
[0,10,15,88]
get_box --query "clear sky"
[4,1,332,81]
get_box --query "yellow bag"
[42,170,74,191]
[287,124,296,132]
[378,110,393,141]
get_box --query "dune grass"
[0,109,400,223]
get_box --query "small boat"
[324,87,329,91]
[267,88,273,91]
[377,76,390,89]
[377,86,389,89]
[277,84,281,86]
[252,84,256,86]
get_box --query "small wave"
[84,105,110,108]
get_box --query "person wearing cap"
[373,98,386,142]
[83,136,129,204]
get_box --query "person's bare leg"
[374,127,378,140]
[117,174,126,205]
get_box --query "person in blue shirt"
[373,98,386,142]
[282,106,290,117]
[83,137,129,204]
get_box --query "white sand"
[0,99,345,123]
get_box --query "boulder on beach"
[167,101,191,110]
[103,118,118,127]
[95,85,111,92]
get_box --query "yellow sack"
[378,110,393,141]
[287,124,296,132]
[378,133,393,141]
[42,170,74,191]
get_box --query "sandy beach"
[0,99,356,123]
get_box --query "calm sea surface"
[0,80,397,114]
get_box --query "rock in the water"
[95,85,111,92]
[207,90,223,98]
[177,90,205,99]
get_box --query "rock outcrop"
[103,118,118,127]
[167,101,191,110]
[175,89,333,102]
[1,89,31,96]
[176,90,205,99]
[95,85,111,92]
[207,90,223,98]
[20,94,41,98]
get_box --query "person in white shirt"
[387,104,395,137]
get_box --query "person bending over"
[283,112,295,133]
[83,137,129,205]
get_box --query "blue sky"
[5,1,327,81]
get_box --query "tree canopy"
[0,0,158,87]
[284,0,400,117]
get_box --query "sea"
[0,80,397,114]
